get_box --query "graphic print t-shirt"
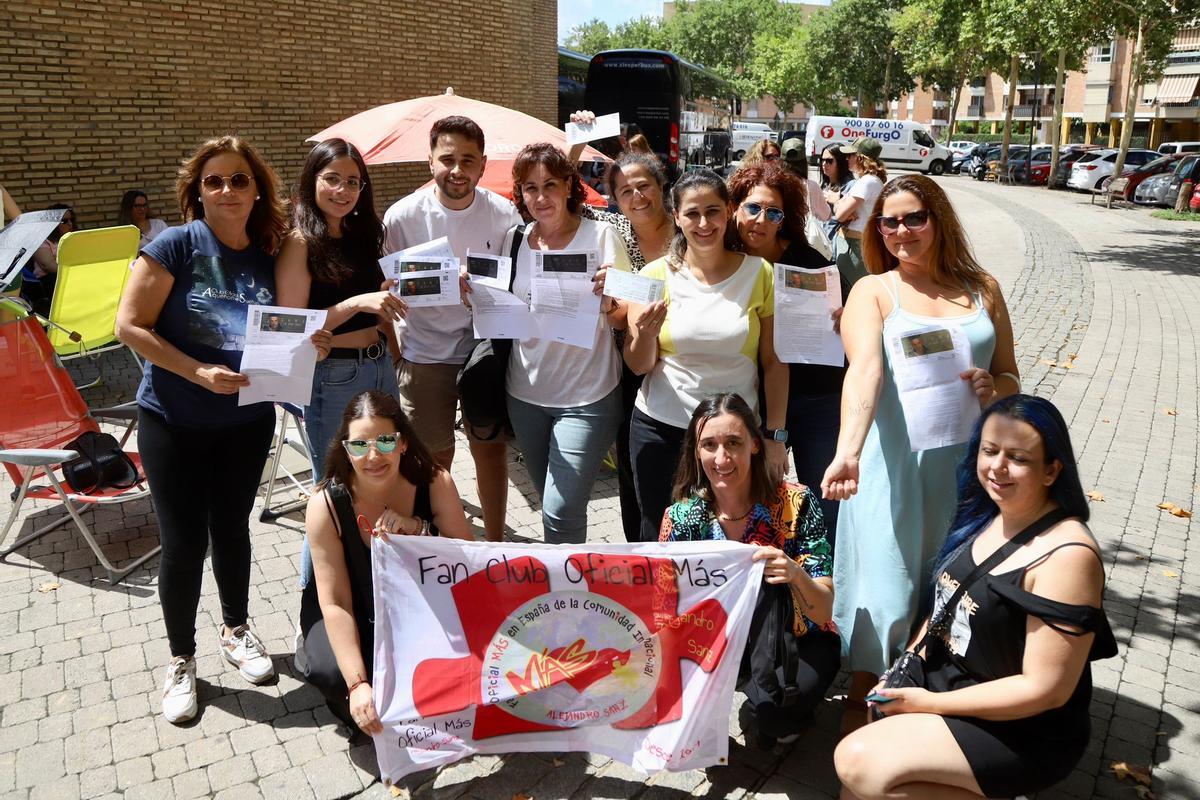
[137,219,276,427]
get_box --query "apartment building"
[895,25,1199,147]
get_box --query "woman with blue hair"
[834,394,1117,800]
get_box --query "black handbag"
[872,508,1071,720]
[456,225,525,441]
[61,430,140,494]
[740,583,803,712]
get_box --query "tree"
[665,0,789,96]
[612,16,673,51]
[565,18,614,55]
[1038,3,1107,188]
[893,0,992,142]
[802,0,915,117]
[1107,0,1200,189]
[751,28,843,120]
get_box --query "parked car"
[1134,172,1174,205]
[1009,146,1054,183]
[1108,153,1188,201]
[977,145,1029,181]
[1164,154,1200,208]
[1067,148,1159,191]
[948,140,975,154]
[953,143,987,174]
[1052,145,1104,186]
[1191,185,1200,212]
[1158,141,1200,155]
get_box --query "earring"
[353,209,358,216]
[255,195,261,200]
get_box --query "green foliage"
[565,18,614,55]
[1151,210,1200,222]
[612,16,672,51]
[801,0,915,111]
[666,0,790,96]
[750,27,841,114]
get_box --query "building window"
[746,101,758,117]
[1091,42,1114,63]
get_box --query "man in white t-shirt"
[383,116,523,542]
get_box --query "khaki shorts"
[396,359,510,452]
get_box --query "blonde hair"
[743,138,781,166]
[853,154,888,183]
[176,135,288,255]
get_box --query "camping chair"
[0,305,158,583]
[46,225,142,388]
[259,403,313,522]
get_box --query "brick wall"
[0,0,556,230]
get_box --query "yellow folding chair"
[45,225,142,387]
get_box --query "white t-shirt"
[846,174,884,232]
[505,216,631,408]
[635,255,774,429]
[383,187,522,364]
[140,218,169,248]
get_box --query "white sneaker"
[161,656,198,723]
[220,624,275,684]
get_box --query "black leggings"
[628,407,687,542]
[138,407,274,657]
[614,364,644,543]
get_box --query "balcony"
[1012,104,1052,119]
[969,77,987,96]
[932,99,949,109]
[963,104,987,120]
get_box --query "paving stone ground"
[0,178,1195,799]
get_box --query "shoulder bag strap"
[922,507,1071,645]
[507,224,526,293]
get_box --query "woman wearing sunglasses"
[826,137,887,285]
[117,135,331,724]
[729,161,848,546]
[297,390,471,736]
[820,174,1019,734]
[624,169,788,542]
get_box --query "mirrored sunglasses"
[342,434,399,457]
[742,202,785,224]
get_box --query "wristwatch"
[763,428,788,444]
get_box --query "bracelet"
[996,371,1021,391]
[347,676,369,694]
[416,517,431,536]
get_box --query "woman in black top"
[728,161,847,544]
[277,138,408,482]
[298,390,473,736]
[835,394,1116,799]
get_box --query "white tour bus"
[805,116,953,175]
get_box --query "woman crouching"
[659,393,839,747]
[297,390,473,735]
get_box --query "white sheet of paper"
[564,112,621,145]
[533,249,598,279]
[888,324,979,451]
[772,263,844,367]
[378,237,457,279]
[389,266,460,308]
[604,270,664,305]
[531,278,601,349]
[470,285,535,339]
[465,250,512,291]
[238,306,327,406]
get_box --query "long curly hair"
[175,135,288,255]
[727,161,808,251]
[511,143,586,220]
[862,174,989,293]
[292,138,384,285]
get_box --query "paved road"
[0,179,1195,799]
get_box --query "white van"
[1158,141,1200,155]
[804,116,953,175]
[730,121,776,160]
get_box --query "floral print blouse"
[658,481,835,637]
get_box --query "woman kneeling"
[659,393,839,747]
[297,390,473,735]
[835,394,1116,799]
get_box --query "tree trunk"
[1112,17,1145,187]
[882,48,894,120]
[1047,48,1068,189]
[1000,55,1019,176]
[946,78,963,144]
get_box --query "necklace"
[716,504,754,522]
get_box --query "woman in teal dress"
[821,175,1020,733]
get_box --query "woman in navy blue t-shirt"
[117,135,329,724]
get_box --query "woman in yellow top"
[623,168,789,542]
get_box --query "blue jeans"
[507,387,621,544]
[298,352,399,588]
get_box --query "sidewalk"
[0,179,1195,799]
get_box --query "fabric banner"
[370,537,764,783]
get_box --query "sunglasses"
[201,172,254,192]
[820,158,836,164]
[876,210,931,235]
[342,434,399,457]
[741,202,785,224]
[318,173,366,192]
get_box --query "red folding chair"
[0,308,159,583]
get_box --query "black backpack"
[456,225,525,440]
[61,431,140,494]
[739,583,803,720]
